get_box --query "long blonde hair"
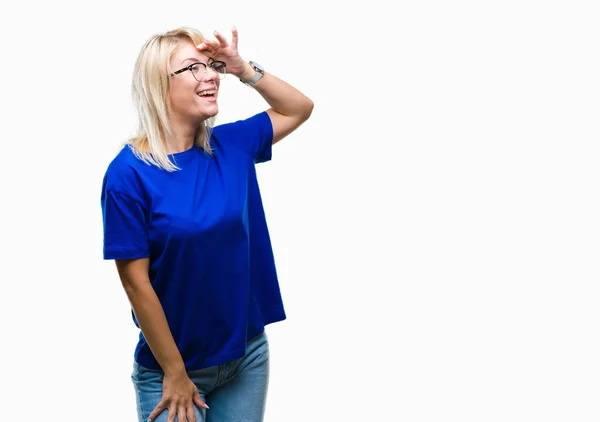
[127,27,215,171]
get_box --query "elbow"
[120,276,152,297]
[302,98,314,121]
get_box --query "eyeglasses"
[171,61,227,81]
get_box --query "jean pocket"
[132,361,164,393]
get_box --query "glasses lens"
[211,62,227,80]
[190,63,207,82]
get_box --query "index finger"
[213,30,229,47]
[148,401,167,422]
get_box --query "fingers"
[196,39,215,52]
[166,405,177,422]
[177,405,187,422]
[197,27,238,56]
[231,26,238,50]
[193,390,210,410]
[199,29,236,48]
[148,401,167,422]
[149,399,203,422]
[213,30,229,47]
[186,405,197,422]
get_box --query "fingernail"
[206,404,210,409]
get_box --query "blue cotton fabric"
[101,112,286,370]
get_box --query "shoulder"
[212,111,272,140]
[211,112,273,163]
[102,145,148,201]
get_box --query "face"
[169,42,221,123]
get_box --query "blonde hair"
[127,27,215,171]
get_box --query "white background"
[1,0,599,421]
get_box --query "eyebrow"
[181,57,208,65]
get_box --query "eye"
[211,62,227,74]
[190,63,205,74]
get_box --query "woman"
[101,26,313,422]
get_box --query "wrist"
[162,360,186,376]
[239,61,265,86]
[237,61,256,81]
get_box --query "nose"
[202,66,219,82]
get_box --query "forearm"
[239,63,314,119]
[124,282,185,375]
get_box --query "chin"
[206,107,219,119]
[192,105,219,121]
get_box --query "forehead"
[171,42,210,66]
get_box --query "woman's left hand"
[197,27,249,78]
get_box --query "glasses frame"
[170,61,227,81]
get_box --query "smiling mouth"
[197,89,217,98]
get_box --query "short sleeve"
[101,190,150,260]
[212,111,274,164]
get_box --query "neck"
[166,115,204,154]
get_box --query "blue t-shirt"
[101,111,286,371]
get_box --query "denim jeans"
[131,332,270,422]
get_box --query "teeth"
[197,89,217,96]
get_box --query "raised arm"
[240,66,314,144]
[198,27,314,144]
